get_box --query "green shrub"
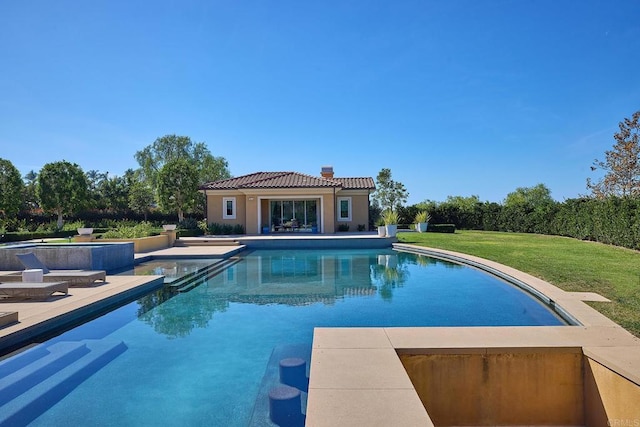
[207,223,223,235]
[382,210,399,225]
[338,224,350,232]
[176,228,203,237]
[357,224,366,232]
[414,211,431,224]
[178,218,199,229]
[101,221,157,239]
[207,223,244,235]
[61,220,85,232]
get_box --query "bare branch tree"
[587,111,640,198]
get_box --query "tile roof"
[200,172,375,190]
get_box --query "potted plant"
[375,217,386,237]
[414,211,431,233]
[382,210,399,238]
[77,227,93,236]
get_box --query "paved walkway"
[134,244,245,260]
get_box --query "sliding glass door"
[269,199,319,231]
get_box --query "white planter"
[162,224,177,231]
[416,222,428,233]
[77,228,93,235]
[385,254,398,269]
[377,225,386,237]
[385,224,397,238]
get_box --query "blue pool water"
[1,249,564,426]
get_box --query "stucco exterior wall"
[244,195,258,234]
[400,351,584,426]
[584,356,640,426]
[335,192,370,231]
[206,194,222,224]
[100,235,169,253]
[322,195,335,234]
[206,192,246,229]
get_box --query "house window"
[337,197,351,221]
[222,197,236,219]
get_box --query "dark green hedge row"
[427,224,456,233]
[5,211,203,232]
[176,229,205,237]
[549,197,640,249]
[398,197,640,250]
[0,230,78,243]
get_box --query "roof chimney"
[321,166,334,179]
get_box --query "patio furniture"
[281,220,299,232]
[0,311,18,327]
[0,281,68,300]
[2,252,107,286]
[22,269,44,282]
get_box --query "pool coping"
[305,244,640,426]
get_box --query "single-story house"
[199,166,375,234]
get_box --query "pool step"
[167,260,225,290]
[0,340,127,426]
[0,345,50,379]
[171,257,242,293]
[0,342,89,407]
[174,238,242,246]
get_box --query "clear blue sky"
[1,1,639,205]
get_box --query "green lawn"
[397,230,640,337]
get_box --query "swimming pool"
[1,248,564,426]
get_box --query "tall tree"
[372,168,409,212]
[22,170,39,211]
[85,169,109,209]
[157,159,200,222]
[100,174,130,212]
[134,135,231,192]
[129,173,155,221]
[37,161,89,228]
[0,158,25,219]
[587,110,640,198]
[502,183,557,234]
[442,195,481,212]
[504,184,554,208]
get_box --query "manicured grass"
[398,230,640,337]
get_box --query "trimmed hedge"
[1,230,77,243]
[177,228,204,237]
[427,224,456,233]
[402,196,640,251]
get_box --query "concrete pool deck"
[0,237,639,425]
